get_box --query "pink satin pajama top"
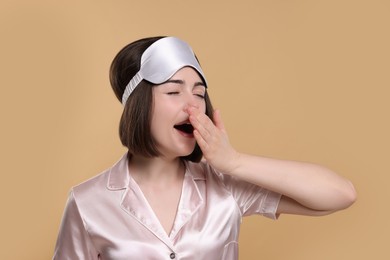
[53,154,281,259]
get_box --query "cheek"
[200,100,207,114]
[195,98,206,112]
[150,101,173,133]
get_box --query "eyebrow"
[165,79,205,87]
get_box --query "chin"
[180,149,196,157]
[177,145,197,157]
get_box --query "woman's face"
[151,67,206,159]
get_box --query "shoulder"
[72,153,129,201]
[185,160,267,193]
[185,159,218,179]
[185,159,231,189]
[72,168,110,196]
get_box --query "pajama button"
[170,252,175,259]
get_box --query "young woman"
[53,36,356,260]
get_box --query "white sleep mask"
[121,37,207,105]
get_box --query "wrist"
[223,150,242,176]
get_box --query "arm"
[187,107,356,215]
[226,153,356,214]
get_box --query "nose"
[184,92,200,109]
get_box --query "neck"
[128,154,185,186]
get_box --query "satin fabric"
[121,37,207,105]
[53,154,281,260]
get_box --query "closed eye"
[167,92,180,95]
[194,93,205,99]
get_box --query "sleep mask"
[121,37,207,105]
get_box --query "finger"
[189,112,212,141]
[188,107,215,136]
[193,129,209,152]
[213,109,226,132]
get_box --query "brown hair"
[109,36,214,162]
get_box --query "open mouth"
[174,123,194,136]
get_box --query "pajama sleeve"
[215,169,282,219]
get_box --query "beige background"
[1,0,388,259]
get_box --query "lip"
[175,118,190,125]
